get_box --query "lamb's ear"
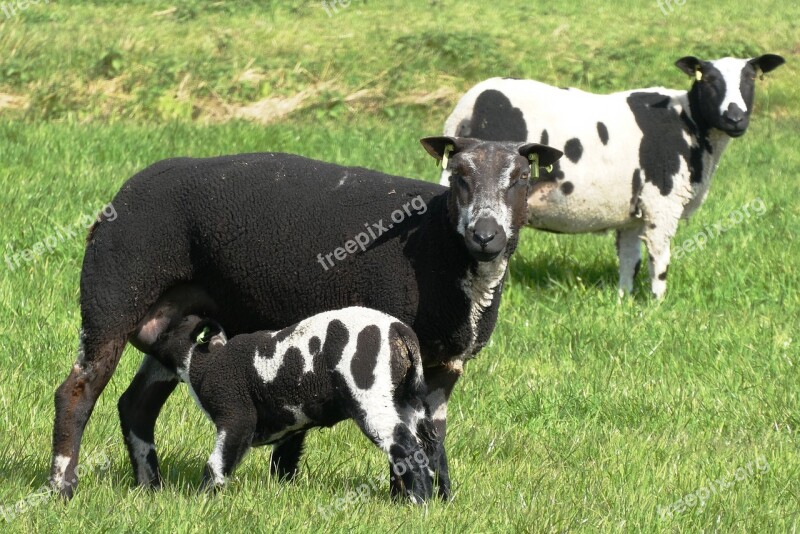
[749,54,785,74]
[519,143,563,168]
[420,136,479,161]
[675,56,703,77]
[209,330,227,348]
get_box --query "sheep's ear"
[420,136,478,161]
[749,54,785,75]
[519,143,563,168]
[675,56,703,77]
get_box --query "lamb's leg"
[642,217,680,300]
[421,362,462,500]
[201,420,256,491]
[50,331,127,499]
[616,226,643,297]
[270,432,306,480]
[118,355,179,488]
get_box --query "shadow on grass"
[509,253,620,291]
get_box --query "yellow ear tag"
[196,326,211,344]
[545,165,553,173]
[757,67,764,81]
[695,67,703,82]
[440,144,453,169]
[528,153,539,179]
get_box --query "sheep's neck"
[459,256,508,361]
[679,90,731,181]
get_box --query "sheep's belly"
[526,180,634,233]
[251,426,308,447]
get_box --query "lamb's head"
[149,315,227,369]
[676,54,784,138]
[421,136,562,261]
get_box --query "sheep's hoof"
[49,478,76,501]
[199,467,224,493]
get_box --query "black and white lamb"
[440,54,785,298]
[141,306,437,503]
[50,137,563,500]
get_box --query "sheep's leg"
[118,355,179,488]
[50,331,127,499]
[616,226,643,297]
[642,217,680,300]
[421,363,462,500]
[270,432,306,480]
[201,421,255,491]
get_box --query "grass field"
[1,0,799,532]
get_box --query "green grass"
[1,1,799,532]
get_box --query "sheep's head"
[676,54,785,138]
[421,136,562,261]
[150,315,227,368]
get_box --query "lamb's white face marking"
[714,57,749,116]
[127,432,157,483]
[52,454,71,487]
[207,430,227,485]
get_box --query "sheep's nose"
[471,218,498,248]
[723,103,745,124]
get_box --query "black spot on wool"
[469,90,528,142]
[563,138,583,163]
[351,325,381,389]
[308,336,320,355]
[596,122,609,145]
[321,320,349,369]
[630,169,643,216]
[560,182,574,195]
[627,92,693,196]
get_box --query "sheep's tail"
[392,323,438,455]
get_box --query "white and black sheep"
[440,54,785,298]
[138,306,437,502]
[51,137,563,500]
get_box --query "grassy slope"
[1,1,799,532]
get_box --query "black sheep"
[50,137,562,500]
